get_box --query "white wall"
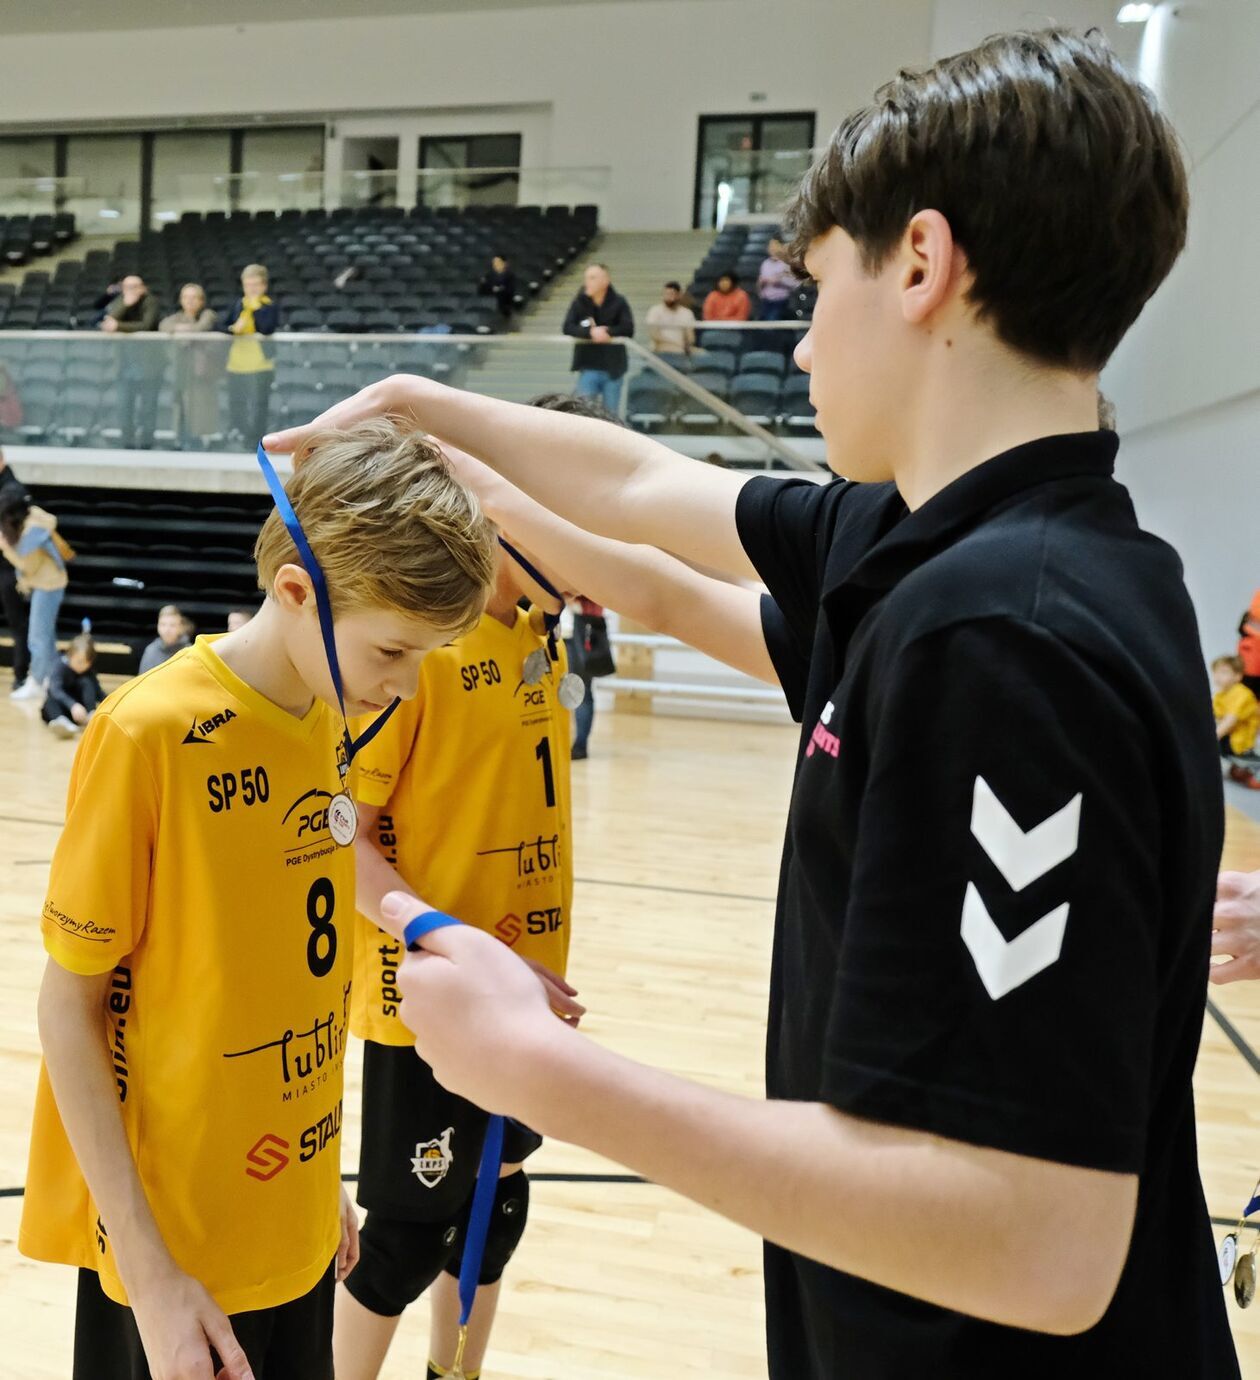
[0,0,934,230]
[1102,0,1260,657]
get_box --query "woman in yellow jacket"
[221,263,279,445]
[0,492,68,699]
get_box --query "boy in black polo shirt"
[266,29,1237,1378]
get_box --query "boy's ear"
[271,562,316,614]
[899,209,969,327]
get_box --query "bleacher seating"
[0,335,471,451]
[628,335,817,438]
[0,204,595,333]
[15,482,270,673]
[0,212,77,273]
[686,222,815,322]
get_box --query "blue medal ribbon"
[254,444,399,768]
[397,907,506,1345]
[498,535,563,663]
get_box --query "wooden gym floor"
[1,690,1258,1377]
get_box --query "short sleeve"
[759,594,809,722]
[42,715,159,975]
[351,692,423,808]
[825,618,1161,1173]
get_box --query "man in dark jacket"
[101,275,163,449]
[562,263,634,413]
[479,253,519,320]
[0,447,29,691]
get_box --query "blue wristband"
[403,911,462,951]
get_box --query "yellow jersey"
[20,637,354,1315]
[1215,680,1260,755]
[352,607,573,1046]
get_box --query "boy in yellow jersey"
[20,420,496,1380]
[335,533,581,1380]
[1213,654,1260,789]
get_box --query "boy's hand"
[521,956,586,1025]
[71,704,89,726]
[337,1186,361,1282]
[1211,870,1260,984]
[377,894,584,1024]
[397,922,572,1121]
[129,1266,253,1380]
[262,375,430,464]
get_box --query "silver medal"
[328,792,358,848]
[1220,1232,1239,1286]
[558,672,586,710]
[522,648,549,685]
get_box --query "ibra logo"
[183,708,238,746]
[245,1133,290,1181]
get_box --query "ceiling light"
[1117,3,1154,22]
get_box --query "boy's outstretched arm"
[38,960,253,1380]
[263,375,762,582]
[451,448,777,686]
[385,921,1137,1338]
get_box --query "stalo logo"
[245,1133,290,1181]
[495,913,523,946]
[183,708,238,746]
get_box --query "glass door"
[418,133,522,209]
[693,112,816,229]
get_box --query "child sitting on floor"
[42,634,102,740]
[1212,654,1260,789]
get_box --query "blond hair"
[158,604,182,619]
[254,420,494,637]
[1213,655,1244,676]
[241,263,269,285]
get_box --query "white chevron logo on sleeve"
[961,777,1081,1000]
[969,776,1081,892]
[961,886,1070,1001]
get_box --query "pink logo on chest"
[805,700,841,759]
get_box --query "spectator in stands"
[0,493,68,699]
[478,253,519,321]
[646,281,696,358]
[101,275,163,449]
[138,603,190,674]
[756,237,798,320]
[43,633,102,740]
[222,262,279,445]
[159,283,220,450]
[226,607,254,632]
[0,448,30,694]
[562,263,635,412]
[703,271,752,322]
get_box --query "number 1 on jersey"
[535,735,556,808]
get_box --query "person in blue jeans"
[562,264,634,414]
[0,494,67,699]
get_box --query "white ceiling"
[0,0,681,35]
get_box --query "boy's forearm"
[483,475,776,684]
[37,966,174,1291]
[389,377,758,578]
[519,1026,1132,1334]
[354,831,431,928]
[1218,715,1237,738]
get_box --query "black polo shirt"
[736,431,1238,1378]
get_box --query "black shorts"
[357,1040,542,1222]
[73,1259,335,1380]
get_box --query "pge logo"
[495,913,523,946]
[282,787,335,844]
[245,1133,290,1181]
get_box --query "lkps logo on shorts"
[411,1126,455,1187]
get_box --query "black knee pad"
[445,1170,531,1286]
[345,1211,463,1317]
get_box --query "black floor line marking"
[575,875,775,905]
[0,813,63,830]
[0,1172,650,1200]
[1206,997,1260,1077]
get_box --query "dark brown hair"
[784,28,1188,372]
